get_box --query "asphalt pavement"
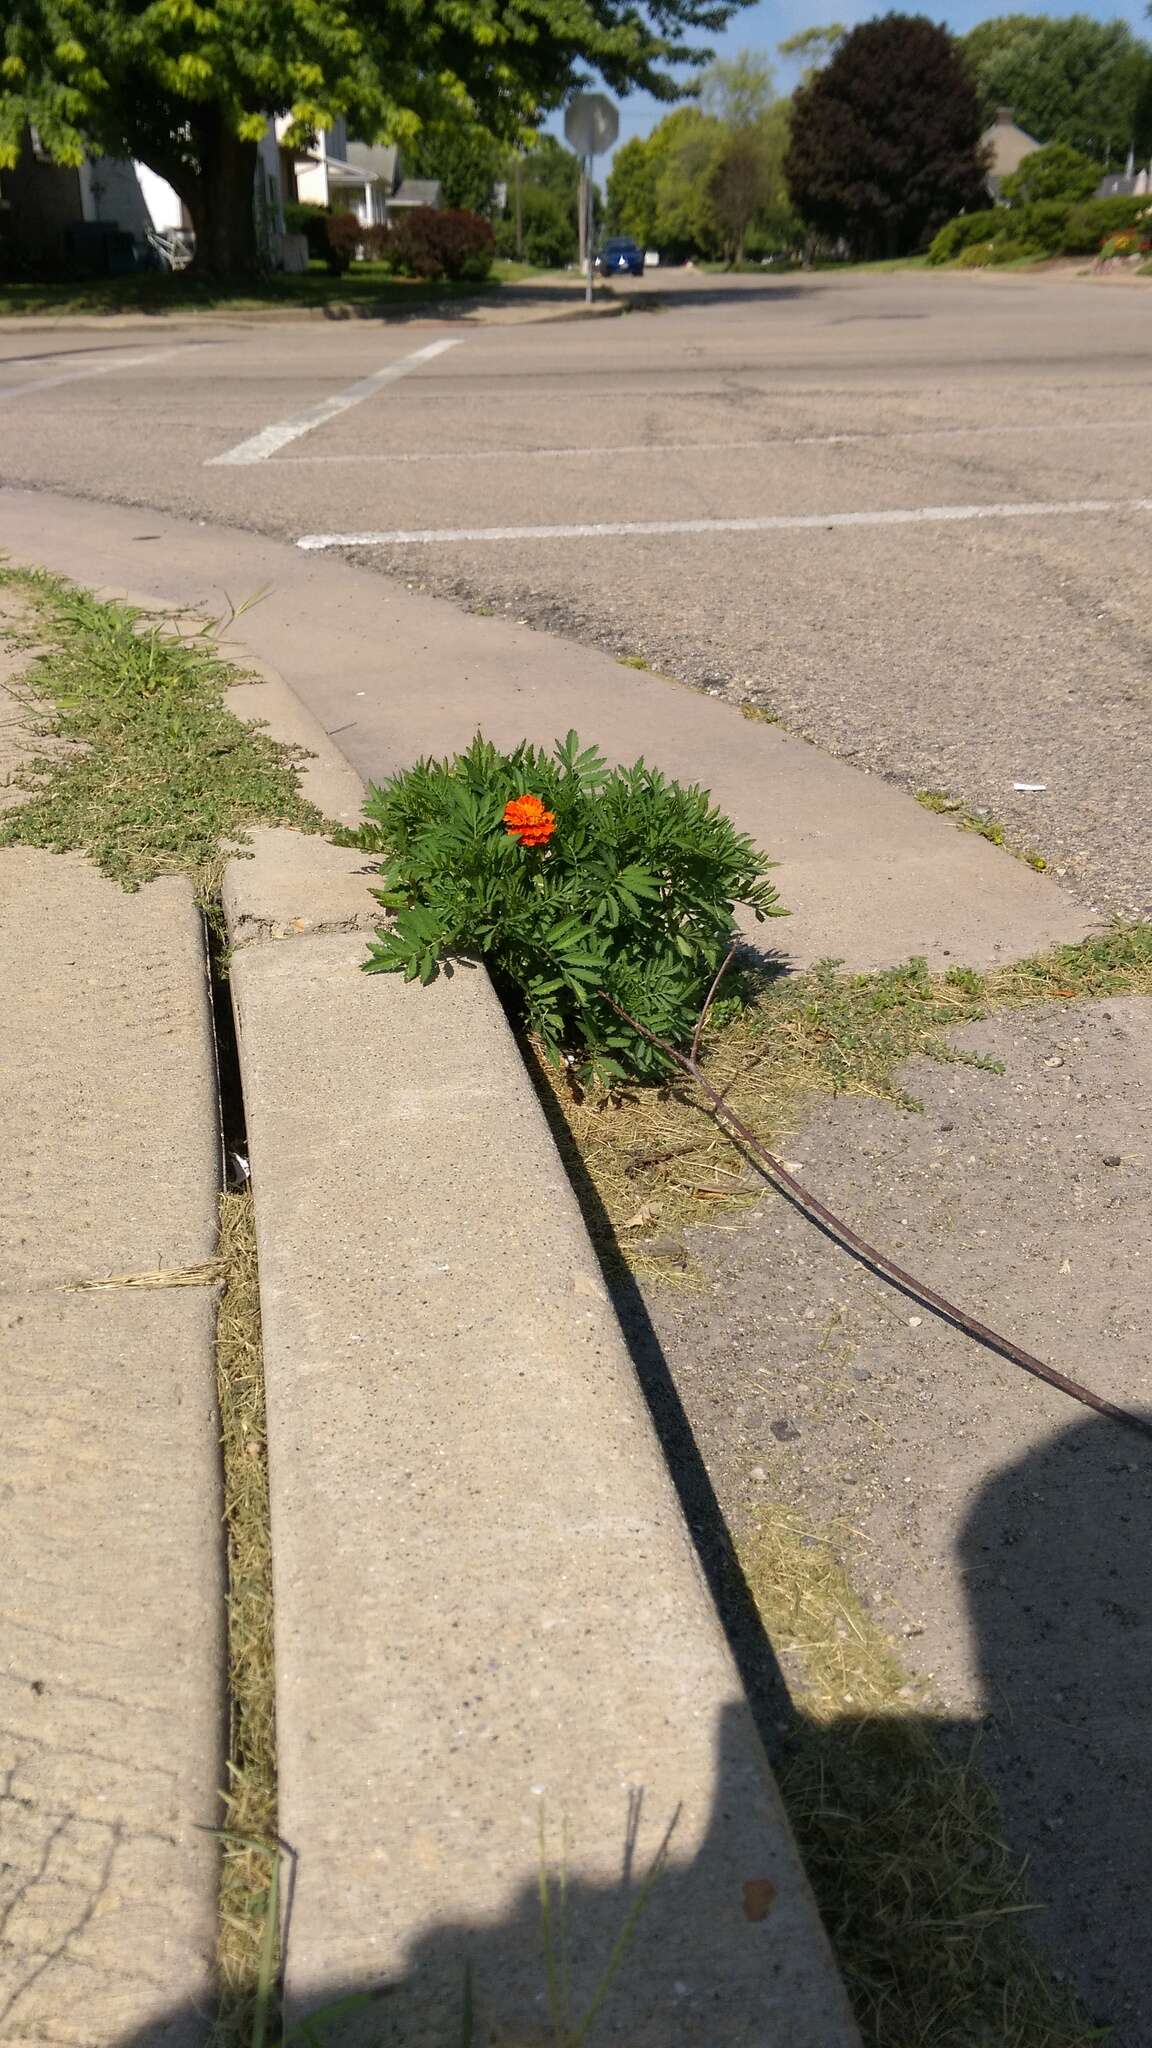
[2,266,1149,915]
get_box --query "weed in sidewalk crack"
[916,788,1049,871]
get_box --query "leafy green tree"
[786,15,987,259]
[777,25,846,79]
[1000,141,1102,207]
[653,108,726,255]
[407,126,506,214]
[701,51,776,126]
[496,183,577,266]
[0,0,754,276]
[962,15,1152,164]
[707,125,777,259]
[606,135,661,240]
[521,133,582,208]
[607,62,792,259]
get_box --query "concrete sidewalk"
[0,489,1093,973]
[0,488,1106,2043]
[0,611,224,2043]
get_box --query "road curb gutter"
[220,689,860,2038]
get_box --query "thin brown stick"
[600,987,1152,1444]
[691,941,740,1067]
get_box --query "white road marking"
[271,417,1152,466]
[297,496,1152,551]
[0,343,213,402]
[207,338,463,466]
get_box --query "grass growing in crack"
[916,788,1049,871]
[0,568,323,893]
[742,1509,1106,2047]
[214,1190,279,2045]
[530,925,1152,1271]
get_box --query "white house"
[289,119,440,223]
[981,108,1041,200]
[2,117,289,269]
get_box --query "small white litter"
[1013,782,1047,792]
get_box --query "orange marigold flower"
[503,793,556,847]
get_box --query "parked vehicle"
[595,236,645,277]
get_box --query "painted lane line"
[271,418,1152,467]
[0,343,216,403]
[297,496,1152,551]
[207,338,463,466]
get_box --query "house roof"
[344,142,400,187]
[981,108,1041,183]
[387,179,442,210]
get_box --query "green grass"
[0,258,546,318]
[0,568,323,892]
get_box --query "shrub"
[357,222,393,264]
[1014,200,1073,254]
[953,238,1034,267]
[357,732,784,1082]
[494,185,578,269]
[927,210,1005,263]
[1000,142,1101,209]
[388,207,494,281]
[1062,195,1152,255]
[323,211,362,275]
[283,200,331,264]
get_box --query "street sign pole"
[586,155,594,304]
[563,93,619,307]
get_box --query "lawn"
[0,256,547,317]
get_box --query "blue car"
[595,237,645,277]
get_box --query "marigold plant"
[358,731,785,1081]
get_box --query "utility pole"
[514,152,523,261]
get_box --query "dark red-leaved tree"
[785,14,987,258]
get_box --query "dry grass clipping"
[530,927,1152,1281]
[742,1509,1106,2047]
[214,1190,278,2041]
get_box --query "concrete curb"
[0,837,224,2041]
[218,743,859,2035]
[0,294,625,334]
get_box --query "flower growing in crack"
[503,793,556,848]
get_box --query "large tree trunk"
[185,107,260,278]
[140,109,261,278]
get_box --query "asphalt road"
[2,267,1149,917]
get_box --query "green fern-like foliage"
[358,731,786,1082]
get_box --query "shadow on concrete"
[98,1093,1150,2048]
[107,1703,842,2046]
[954,1415,1152,2040]
[315,274,822,321]
[101,1402,1151,2043]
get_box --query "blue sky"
[544,0,1150,165]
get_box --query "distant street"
[3,266,1149,916]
